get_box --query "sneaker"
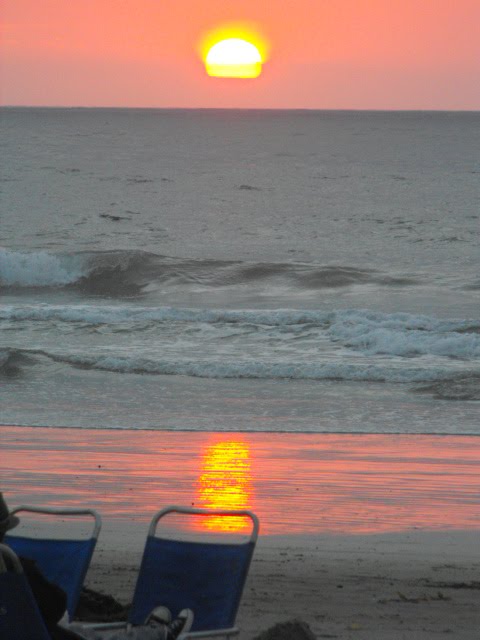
[145,605,172,625]
[166,608,194,639]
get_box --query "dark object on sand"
[74,586,130,622]
[423,580,480,590]
[253,619,317,640]
[0,493,20,532]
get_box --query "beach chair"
[4,505,102,620]
[132,506,259,638]
[0,543,51,640]
[88,505,259,639]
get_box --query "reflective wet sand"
[2,426,479,534]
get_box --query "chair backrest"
[4,506,101,619]
[0,543,51,640]
[128,506,259,631]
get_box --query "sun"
[205,38,263,78]
[200,23,269,80]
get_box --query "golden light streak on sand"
[2,428,480,535]
[195,437,253,531]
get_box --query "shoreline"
[3,422,480,436]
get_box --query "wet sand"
[2,427,479,533]
[2,426,480,638]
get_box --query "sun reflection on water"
[4,428,480,535]
[195,437,254,532]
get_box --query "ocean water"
[1,108,479,433]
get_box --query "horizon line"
[1,105,479,113]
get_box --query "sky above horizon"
[1,0,479,110]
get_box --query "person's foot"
[145,605,172,625]
[166,608,194,639]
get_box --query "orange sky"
[1,0,479,109]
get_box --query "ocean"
[1,108,479,433]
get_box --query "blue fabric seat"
[5,506,101,620]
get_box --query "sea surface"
[1,108,479,433]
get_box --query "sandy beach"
[85,525,479,640]
[2,426,479,638]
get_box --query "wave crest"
[18,349,476,383]
[0,249,87,287]
[0,348,35,377]
[0,248,418,295]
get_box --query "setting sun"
[200,22,268,80]
[205,38,263,78]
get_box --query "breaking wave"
[8,348,478,384]
[0,249,87,287]
[1,304,479,349]
[3,306,479,385]
[0,248,418,296]
[0,348,36,377]
[0,249,146,295]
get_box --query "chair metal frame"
[5,505,102,620]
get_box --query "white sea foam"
[1,303,478,333]
[0,249,87,287]
[327,314,480,359]
[26,350,476,383]
[0,304,333,326]
[3,304,478,383]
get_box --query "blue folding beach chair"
[128,506,259,639]
[88,505,259,639]
[0,543,51,640]
[4,505,102,620]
